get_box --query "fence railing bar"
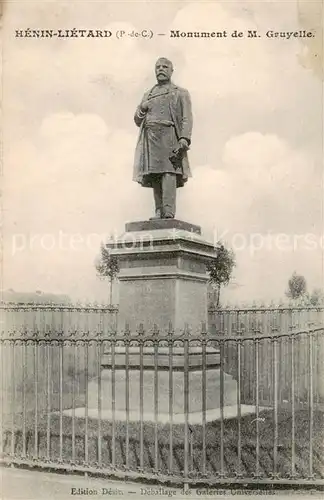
[220,340,225,477]
[202,339,207,476]
[278,309,284,405]
[97,341,102,467]
[125,341,130,469]
[183,336,189,487]
[291,335,296,477]
[263,318,269,407]
[139,341,144,471]
[2,326,323,344]
[4,302,323,313]
[46,343,51,460]
[111,342,116,467]
[154,340,159,472]
[236,341,242,477]
[22,343,27,458]
[10,325,324,342]
[316,333,320,405]
[11,342,15,458]
[284,334,289,404]
[59,341,63,462]
[244,312,251,404]
[71,344,76,463]
[0,343,2,456]
[84,342,89,466]
[296,334,301,404]
[3,453,324,486]
[168,339,173,475]
[0,303,119,313]
[308,331,314,478]
[272,339,278,478]
[255,339,260,478]
[208,306,324,314]
[34,342,38,459]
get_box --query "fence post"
[308,329,315,479]
[201,322,207,477]
[236,339,242,478]
[290,332,297,478]
[271,336,279,479]
[183,325,190,492]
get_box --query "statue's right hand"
[140,100,150,112]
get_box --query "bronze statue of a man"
[133,58,193,219]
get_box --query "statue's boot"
[149,209,162,220]
[162,174,176,219]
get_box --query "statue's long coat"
[133,83,193,188]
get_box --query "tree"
[307,288,324,306]
[286,271,307,300]
[207,242,235,308]
[95,243,119,305]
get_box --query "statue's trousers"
[151,173,177,217]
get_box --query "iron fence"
[1,302,118,335]
[208,305,324,407]
[208,304,324,335]
[1,319,323,488]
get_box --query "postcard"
[1,1,323,499]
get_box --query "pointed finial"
[167,321,174,337]
[136,323,145,336]
[183,323,191,338]
[124,322,131,336]
[201,321,207,335]
[152,323,159,337]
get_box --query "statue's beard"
[157,74,169,81]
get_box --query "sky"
[2,0,323,303]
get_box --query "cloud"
[222,132,316,202]
[182,131,319,229]
[40,112,109,139]
[4,112,149,233]
[178,131,322,300]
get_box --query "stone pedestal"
[86,219,240,422]
[108,219,216,333]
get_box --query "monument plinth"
[108,219,217,332]
[87,219,238,421]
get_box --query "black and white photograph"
[1,1,323,499]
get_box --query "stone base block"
[88,368,237,416]
[88,346,237,418]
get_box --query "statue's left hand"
[174,138,189,154]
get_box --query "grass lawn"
[2,406,324,480]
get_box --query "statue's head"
[155,57,173,83]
